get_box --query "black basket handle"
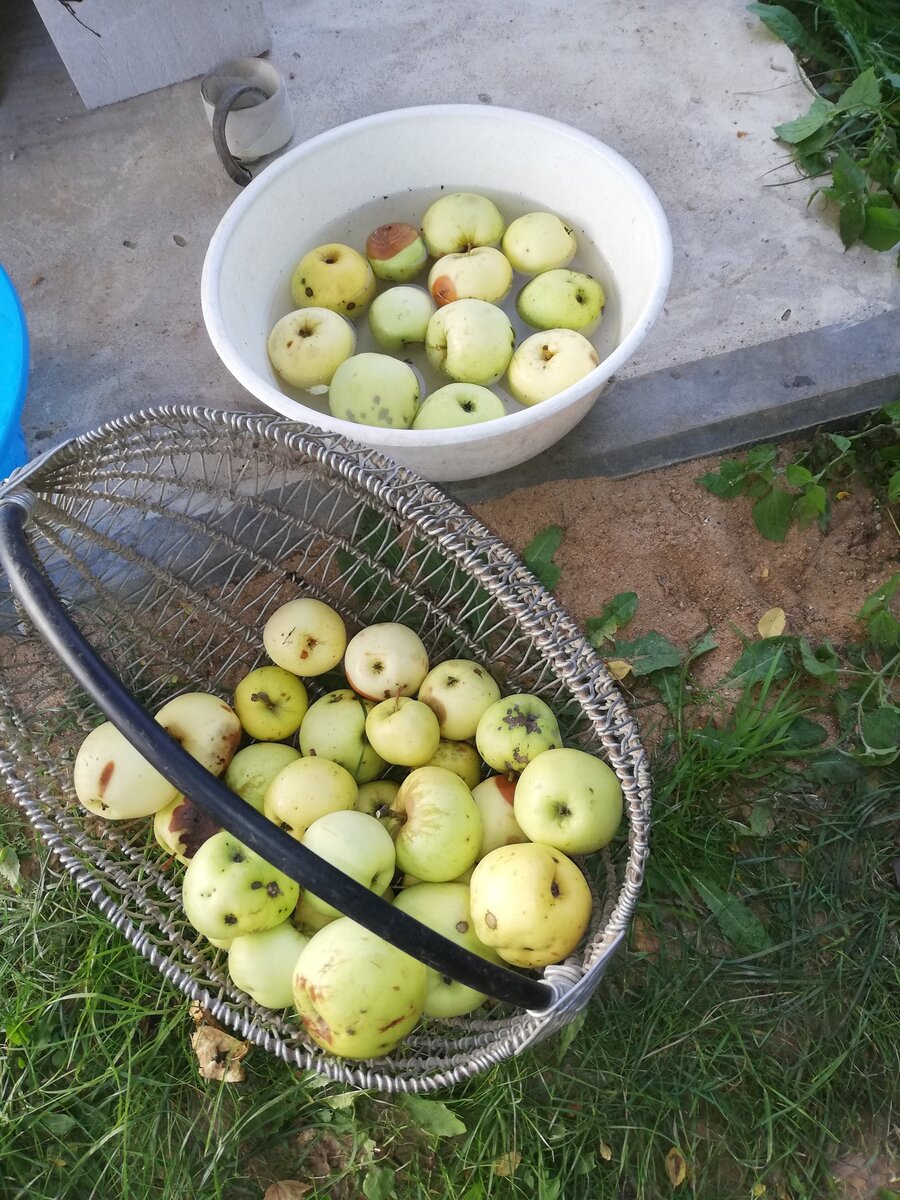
[0,495,554,1012]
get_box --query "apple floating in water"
[327,352,420,429]
[428,247,512,307]
[368,286,435,352]
[365,222,428,282]
[425,299,515,386]
[507,329,600,407]
[516,269,605,335]
[291,242,376,318]
[412,383,506,430]
[421,191,505,257]
[501,211,577,274]
[266,308,356,392]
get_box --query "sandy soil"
[473,452,898,676]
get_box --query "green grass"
[3,623,897,1198]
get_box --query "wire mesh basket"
[0,406,650,1092]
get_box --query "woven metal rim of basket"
[0,405,651,1092]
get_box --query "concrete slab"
[1,0,896,481]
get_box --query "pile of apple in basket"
[267,192,606,428]
[73,599,622,1059]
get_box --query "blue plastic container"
[0,265,29,479]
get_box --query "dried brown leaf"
[492,1150,522,1177]
[295,1130,354,1179]
[263,1183,312,1200]
[665,1146,688,1188]
[632,915,660,960]
[190,1025,250,1082]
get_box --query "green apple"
[475,694,562,775]
[513,747,623,853]
[263,597,347,677]
[291,242,376,318]
[422,739,482,790]
[417,658,502,741]
[301,809,396,917]
[365,696,441,768]
[365,223,428,282]
[154,692,242,776]
[267,307,357,392]
[263,756,357,840]
[355,779,400,818]
[469,842,592,968]
[327,352,419,429]
[507,328,600,407]
[293,889,339,936]
[428,247,512,307]
[516,269,605,334]
[412,383,506,430]
[182,830,300,941]
[298,688,385,782]
[400,866,473,888]
[73,720,178,819]
[292,918,428,1058]
[368,286,435,352]
[228,921,309,1009]
[426,299,515,386]
[471,775,527,858]
[223,742,302,811]
[153,793,220,863]
[343,622,429,701]
[392,766,481,881]
[501,212,577,274]
[421,192,505,256]
[393,882,503,1017]
[233,665,308,741]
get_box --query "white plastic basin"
[201,104,672,483]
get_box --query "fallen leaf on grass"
[757,607,786,638]
[190,1025,250,1082]
[264,1183,312,1200]
[295,1130,354,1179]
[665,1146,689,1187]
[599,1140,613,1161]
[605,658,633,681]
[752,1184,767,1198]
[632,915,660,960]
[492,1150,521,1177]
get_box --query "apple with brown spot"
[365,222,428,282]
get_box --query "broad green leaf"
[363,1166,396,1200]
[749,801,775,837]
[752,486,795,542]
[585,591,639,646]
[744,476,774,498]
[883,400,900,422]
[724,638,795,687]
[793,124,835,156]
[838,197,866,249]
[746,445,777,471]
[695,460,748,498]
[835,67,881,112]
[830,433,852,452]
[866,609,900,655]
[832,149,869,199]
[783,716,828,750]
[647,665,682,714]
[774,97,834,144]
[556,1010,586,1059]
[522,525,563,591]
[395,1094,466,1137]
[42,1113,77,1137]
[325,1089,364,1109]
[798,637,840,683]
[860,706,900,754]
[888,471,900,503]
[0,845,21,893]
[609,631,682,677]
[857,573,900,620]
[688,629,718,662]
[692,874,773,956]
[807,748,864,784]
[861,203,900,252]
[784,463,814,486]
[792,484,827,529]
[747,3,816,55]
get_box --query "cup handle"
[212,83,270,186]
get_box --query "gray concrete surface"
[1,0,897,490]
